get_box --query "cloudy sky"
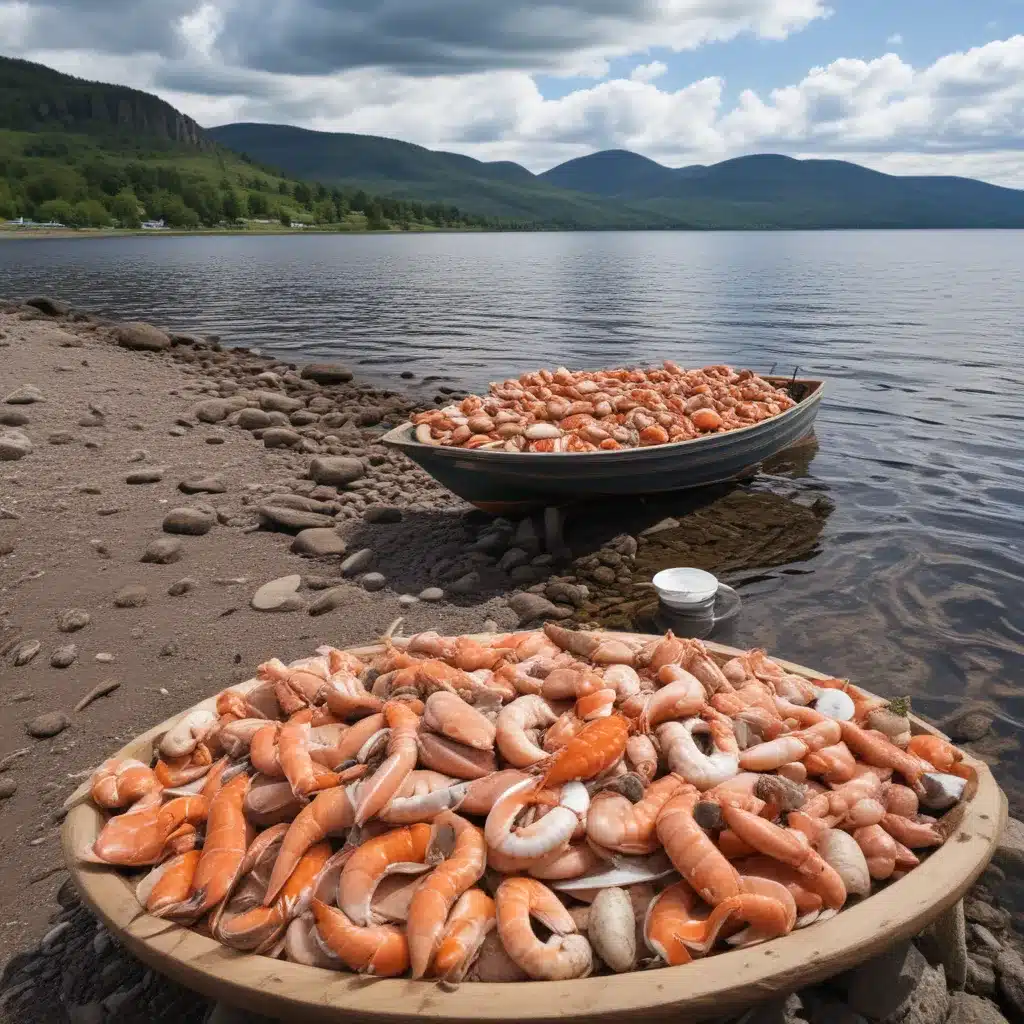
[3,0,1024,184]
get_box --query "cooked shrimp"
[354,701,421,825]
[422,691,497,751]
[840,722,930,785]
[657,711,739,791]
[136,851,201,916]
[90,759,161,809]
[537,714,630,787]
[417,732,497,779]
[457,769,532,815]
[907,735,971,778]
[322,671,383,721]
[803,741,857,784]
[542,623,643,666]
[495,877,592,980]
[264,786,356,904]
[160,708,218,759]
[679,639,734,695]
[880,813,944,849]
[90,793,207,866]
[852,824,899,879]
[432,889,496,982]
[278,711,346,798]
[407,812,487,977]
[485,777,589,862]
[311,899,409,977]
[339,823,431,926]
[625,734,659,782]
[720,805,846,910]
[378,771,464,824]
[638,670,705,732]
[587,773,689,854]
[172,773,252,920]
[249,723,283,778]
[739,720,842,772]
[656,788,740,905]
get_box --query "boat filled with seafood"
[411,363,799,452]
[383,365,824,510]
[76,626,977,984]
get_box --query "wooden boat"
[382,377,824,513]
[62,632,1004,1024]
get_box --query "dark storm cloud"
[215,0,693,75]
[18,0,198,57]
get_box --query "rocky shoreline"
[1,296,1023,1023]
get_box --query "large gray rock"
[12,640,41,666]
[193,398,233,423]
[26,711,71,738]
[841,941,928,1021]
[941,706,995,743]
[4,384,43,404]
[57,608,90,632]
[508,591,568,625]
[545,581,587,607]
[141,537,184,564]
[24,296,69,316]
[994,817,1024,873]
[308,587,348,616]
[113,585,148,608]
[292,528,347,557]
[361,572,386,592]
[163,507,215,536]
[256,390,304,414]
[310,456,364,487]
[116,321,170,351]
[497,547,530,572]
[340,549,373,576]
[301,362,353,384]
[0,429,32,461]
[262,427,302,448]
[918,899,968,989]
[996,948,1024,1019]
[967,956,997,998]
[448,571,482,595]
[947,993,1010,1023]
[237,407,273,430]
[179,474,227,494]
[250,575,304,612]
[901,963,949,1024]
[259,505,335,532]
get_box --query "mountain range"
[209,122,1024,230]
[3,53,1024,231]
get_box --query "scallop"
[817,828,871,898]
[815,689,856,721]
[588,887,636,973]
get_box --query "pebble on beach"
[26,711,71,739]
[57,608,91,633]
[113,585,148,608]
[250,575,304,612]
[141,537,184,564]
[162,507,216,536]
[12,640,41,666]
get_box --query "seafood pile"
[411,364,797,452]
[80,627,974,983]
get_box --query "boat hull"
[382,378,824,512]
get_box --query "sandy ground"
[0,305,518,968]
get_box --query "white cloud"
[4,9,1024,187]
[887,33,903,45]
[630,60,668,83]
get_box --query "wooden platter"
[61,634,1006,1023]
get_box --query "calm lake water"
[3,230,1023,804]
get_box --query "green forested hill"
[211,124,1024,229]
[0,57,511,231]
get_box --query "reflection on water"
[1,230,1023,812]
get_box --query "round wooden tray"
[61,635,1007,1023]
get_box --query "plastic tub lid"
[652,567,719,604]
